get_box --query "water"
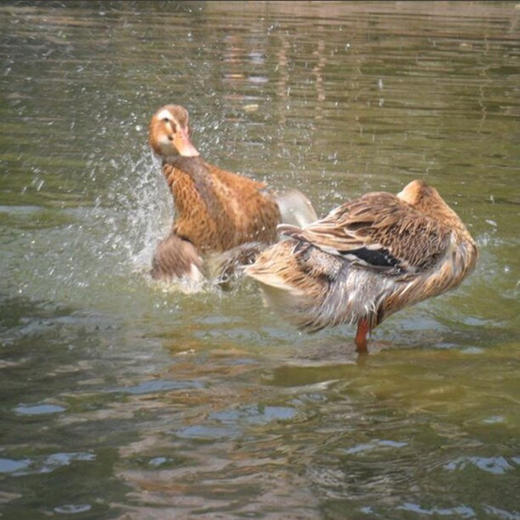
[1,1,519,518]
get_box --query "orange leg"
[355,319,370,354]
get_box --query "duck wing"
[278,192,451,275]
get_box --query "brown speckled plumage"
[246,180,478,353]
[162,156,280,253]
[151,232,202,281]
[148,104,285,282]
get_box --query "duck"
[245,180,478,353]
[148,104,317,283]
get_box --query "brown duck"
[148,104,316,282]
[246,180,478,353]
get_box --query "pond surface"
[1,1,520,518]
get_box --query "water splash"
[101,151,172,275]
[6,144,177,308]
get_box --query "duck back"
[163,156,280,253]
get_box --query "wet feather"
[246,180,478,349]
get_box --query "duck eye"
[162,117,169,123]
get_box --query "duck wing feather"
[278,192,451,275]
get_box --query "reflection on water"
[1,1,519,519]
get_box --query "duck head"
[398,179,460,223]
[149,105,200,159]
[397,179,434,206]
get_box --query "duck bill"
[174,128,199,157]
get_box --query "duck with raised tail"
[148,104,317,284]
[246,180,478,353]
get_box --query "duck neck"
[162,156,222,218]
[165,154,203,171]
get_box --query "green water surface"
[1,2,519,519]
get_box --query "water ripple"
[13,403,66,415]
[443,456,515,475]
[107,378,203,395]
[1,452,95,477]
[397,502,476,518]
